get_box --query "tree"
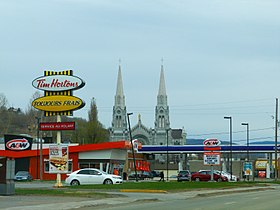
[84,98,109,144]
[0,93,8,111]
[24,91,44,137]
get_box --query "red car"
[191,170,228,182]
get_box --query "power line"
[187,127,274,137]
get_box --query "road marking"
[252,197,259,200]
[225,202,236,205]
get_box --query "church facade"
[109,65,186,147]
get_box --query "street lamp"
[224,116,232,181]
[166,129,170,182]
[35,116,40,180]
[241,122,249,181]
[274,98,278,181]
[241,123,249,162]
[127,113,138,182]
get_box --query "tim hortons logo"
[6,139,30,151]
[32,75,85,91]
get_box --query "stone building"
[109,64,186,146]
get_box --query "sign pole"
[55,115,63,187]
[210,164,214,181]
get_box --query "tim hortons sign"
[32,95,85,112]
[32,71,85,116]
[32,75,85,91]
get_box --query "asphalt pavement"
[0,181,278,210]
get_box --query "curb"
[120,189,167,193]
[195,187,276,197]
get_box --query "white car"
[215,170,239,182]
[65,168,123,185]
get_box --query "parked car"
[65,168,123,185]
[14,171,33,181]
[215,170,239,182]
[191,170,228,182]
[177,170,191,182]
[151,170,161,178]
[128,171,153,180]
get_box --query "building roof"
[0,141,130,158]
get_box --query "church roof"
[171,129,183,139]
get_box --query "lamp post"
[224,116,232,181]
[166,129,170,182]
[241,122,249,181]
[35,117,40,180]
[127,113,138,182]
[274,98,278,181]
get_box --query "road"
[79,188,280,210]
[1,182,279,210]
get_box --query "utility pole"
[275,98,278,181]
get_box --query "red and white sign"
[40,122,75,131]
[6,139,30,151]
[32,75,85,92]
[203,138,221,151]
[203,138,221,147]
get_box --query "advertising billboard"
[49,145,68,174]
[4,134,33,151]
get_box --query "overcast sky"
[0,0,279,144]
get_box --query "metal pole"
[36,117,40,180]
[275,98,278,181]
[230,117,232,181]
[55,115,63,187]
[166,129,169,182]
[242,122,249,181]
[127,113,138,182]
[224,116,232,181]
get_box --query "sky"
[0,0,280,144]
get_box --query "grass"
[68,181,271,191]
[15,180,279,197]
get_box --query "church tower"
[109,65,128,141]
[154,65,170,145]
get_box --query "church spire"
[110,64,127,142]
[158,64,167,97]
[115,65,125,107]
[155,64,170,132]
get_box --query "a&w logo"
[6,138,30,151]
[203,138,221,147]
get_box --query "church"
[109,64,186,147]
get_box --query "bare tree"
[0,93,8,111]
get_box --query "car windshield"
[16,171,28,176]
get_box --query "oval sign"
[203,138,221,147]
[32,95,85,112]
[32,75,85,91]
[6,139,30,151]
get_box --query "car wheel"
[70,180,80,186]
[195,177,200,182]
[103,179,113,184]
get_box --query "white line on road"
[224,202,236,205]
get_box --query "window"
[89,169,101,175]
[77,169,90,175]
